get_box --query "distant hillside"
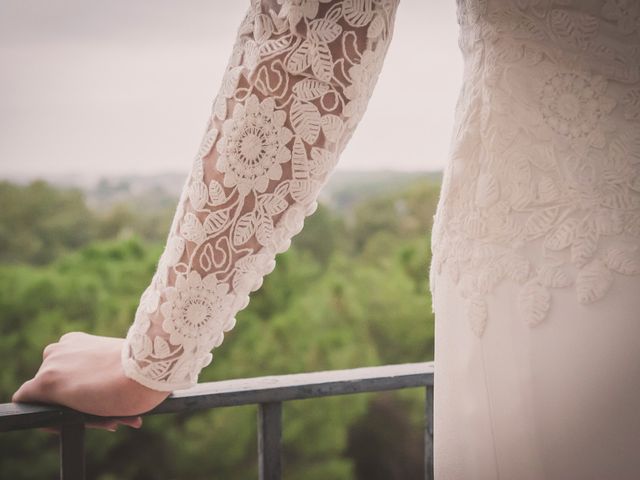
[1,169,442,214]
[87,173,185,212]
[319,170,442,211]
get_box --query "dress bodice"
[430,0,640,336]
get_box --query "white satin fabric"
[433,255,640,479]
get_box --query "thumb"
[12,379,37,403]
[12,378,50,404]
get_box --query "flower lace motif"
[217,95,293,196]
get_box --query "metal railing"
[0,361,434,480]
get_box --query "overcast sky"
[0,0,462,180]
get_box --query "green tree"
[0,177,441,479]
[0,181,97,264]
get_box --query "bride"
[13,1,640,478]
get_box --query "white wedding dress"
[119,0,640,478]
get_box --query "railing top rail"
[0,361,434,432]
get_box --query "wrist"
[120,338,195,393]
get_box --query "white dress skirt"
[432,253,640,480]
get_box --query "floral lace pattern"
[121,0,399,391]
[431,0,640,337]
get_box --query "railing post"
[257,401,282,480]
[425,386,434,480]
[60,415,85,480]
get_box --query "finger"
[12,379,39,403]
[59,332,86,343]
[41,419,138,434]
[42,343,58,361]
[116,416,143,429]
[12,371,57,404]
[85,420,119,432]
[85,416,142,431]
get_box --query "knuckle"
[59,331,83,342]
[42,343,58,359]
[37,367,60,387]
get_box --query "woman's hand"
[12,333,171,432]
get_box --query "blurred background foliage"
[0,172,439,480]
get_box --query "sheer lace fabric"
[121,0,399,391]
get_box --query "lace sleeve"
[121,0,399,391]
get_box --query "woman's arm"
[13,0,399,418]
